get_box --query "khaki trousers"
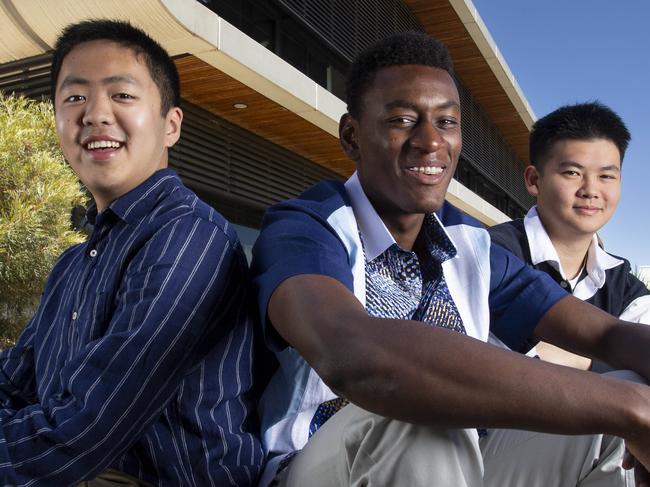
[275,404,630,487]
[76,469,153,487]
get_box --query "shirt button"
[72,311,78,320]
[89,249,98,258]
[560,281,568,288]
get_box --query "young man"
[489,103,650,371]
[251,32,650,486]
[0,20,263,486]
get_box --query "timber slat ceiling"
[403,0,530,165]
[176,55,353,177]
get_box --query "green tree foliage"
[0,93,85,345]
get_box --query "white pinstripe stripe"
[175,381,195,486]
[211,318,235,422]
[196,361,217,487]
[232,323,246,467]
[163,405,191,485]
[216,424,237,486]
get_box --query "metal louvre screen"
[458,83,534,212]
[275,0,422,63]
[171,102,341,226]
[0,53,341,228]
[0,53,51,99]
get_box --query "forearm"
[536,296,650,379]
[329,315,645,438]
[597,321,650,379]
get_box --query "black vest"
[488,219,649,318]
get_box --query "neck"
[549,235,592,280]
[382,213,425,251]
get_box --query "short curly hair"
[51,20,180,116]
[530,101,631,170]
[345,31,454,119]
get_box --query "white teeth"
[409,166,443,175]
[86,140,121,150]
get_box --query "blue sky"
[472,0,649,269]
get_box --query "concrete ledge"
[447,179,510,226]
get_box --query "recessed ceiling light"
[233,103,248,109]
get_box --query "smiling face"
[54,40,182,211]
[526,138,622,243]
[340,64,461,235]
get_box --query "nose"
[410,121,443,152]
[82,95,114,126]
[578,175,599,199]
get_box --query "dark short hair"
[530,102,631,170]
[345,31,454,119]
[51,19,180,115]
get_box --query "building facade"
[0,0,537,256]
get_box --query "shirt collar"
[86,168,180,226]
[523,205,622,284]
[344,171,457,262]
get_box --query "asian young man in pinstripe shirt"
[0,20,263,486]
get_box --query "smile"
[574,206,602,214]
[408,166,443,175]
[86,140,123,150]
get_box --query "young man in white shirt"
[489,102,650,371]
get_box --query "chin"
[420,199,445,214]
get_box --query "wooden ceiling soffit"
[403,0,530,166]
[176,55,352,178]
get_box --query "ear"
[524,164,541,197]
[339,113,360,161]
[164,106,183,148]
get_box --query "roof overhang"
[404,0,535,165]
[0,0,511,224]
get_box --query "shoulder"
[436,200,484,229]
[258,180,353,246]
[265,180,350,223]
[487,218,528,260]
[252,180,356,277]
[435,201,492,257]
[487,218,525,243]
[151,182,240,247]
[602,251,650,297]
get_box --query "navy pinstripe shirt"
[0,169,263,486]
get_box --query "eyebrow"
[385,99,460,111]
[58,74,140,91]
[559,161,621,172]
